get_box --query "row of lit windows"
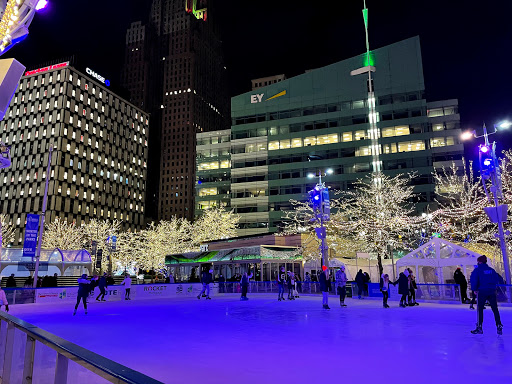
[198,160,230,171]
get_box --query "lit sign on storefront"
[86,67,110,87]
[25,62,69,76]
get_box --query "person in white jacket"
[121,274,132,300]
[0,287,9,312]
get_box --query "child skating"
[122,274,132,300]
[0,287,9,313]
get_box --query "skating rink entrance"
[8,294,512,383]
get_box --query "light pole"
[307,168,333,270]
[32,145,53,287]
[461,121,511,287]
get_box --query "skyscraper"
[122,0,229,222]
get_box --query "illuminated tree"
[190,208,239,246]
[81,219,122,271]
[332,172,419,275]
[431,160,491,243]
[0,214,15,248]
[42,218,84,250]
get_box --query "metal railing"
[0,311,163,384]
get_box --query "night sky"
[8,0,512,153]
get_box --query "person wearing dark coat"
[363,272,370,296]
[218,274,225,293]
[396,269,410,308]
[470,255,503,335]
[106,274,115,286]
[6,274,16,288]
[454,268,468,303]
[74,274,91,315]
[408,270,419,306]
[355,270,365,299]
[96,274,107,301]
[197,269,213,300]
[240,271,253,300]
[319,266,331,309]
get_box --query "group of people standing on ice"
[276,266,300,301]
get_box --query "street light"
[307,169,333,269]
[462,121,511,290]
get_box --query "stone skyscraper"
[122,0,229,221]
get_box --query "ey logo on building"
[250,90,286,104]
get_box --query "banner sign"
[22,214,40,258]
[18,261,48,272]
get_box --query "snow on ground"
[9,294,512,383]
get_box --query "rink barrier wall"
[2,282,510,305]
[0,311,164,384]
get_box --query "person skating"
[304,272,311,293]
[197,268,213,300]
[335,266,348,307]
[121,274,132,300]
[287,272,295,300]
[363,272,370,296]
[0,286,9,312]
[74,274,90,315]
[380,274,394,308]
[96,274,107,301]
[396,269,410,308]
[454,267,469,303]
[470,255,503,335]
[319,266,331,309]
[355,269,365,299]
[408,271,419,306]
[6,273,16,288]
[240,271,253,300]
[106,274,115,286]
[277,266,286,301]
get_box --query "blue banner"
[22,214,40,258]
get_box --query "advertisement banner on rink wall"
[35,287,79,303]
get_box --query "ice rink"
[9,294,512,383]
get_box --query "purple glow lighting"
[480,145,489,153]
[35,0,48,11]
[483,159,492,166]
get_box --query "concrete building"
[122,0,229,221]
[0,61,149,245]
[196,37,463,236]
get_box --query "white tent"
[396,237,485,284]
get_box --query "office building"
[122,0,229,221]
[0,61,149,245]
[251,74,287,91]
[196,37,463,236]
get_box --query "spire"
[362,0,372,66]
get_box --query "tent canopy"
[397,237,484,268]
[396,237,485,284]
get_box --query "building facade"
[196,37,464,236]
[122,0,229,222]
[0,62,149,245]
[251,74,287,91]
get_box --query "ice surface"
[8,294,512,383]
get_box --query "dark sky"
[8,0,512,151]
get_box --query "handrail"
[0,311,163,384]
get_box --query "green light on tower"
[362,1,374,67]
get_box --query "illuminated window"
[382,143,397,154]
[382,126,410,137]
[304,136,316,146]
[431,136,455,148]
[220,160,230,169]
[342,132,353,142]
[317,134,338,145]
[199,188,218,197]
[291,138,302,148]
[356,146,372,157]
[279,139,291,149]
[397,140,425,152]
[427,108,444,118]
[268,141,279,151]
[433,124,444,131]
[354,130,366,141]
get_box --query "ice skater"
[277,266,286,301]
[335,266,348,307]
[454,267,469,303]
[319,265,331,309]
[470,255,503,335]
[355,269,365,299]
[397,269,410,308]
[240,270,253,300]
[380,274,393,308]
[408,270,419,306]
[122,274,132,300]
[287,272,295,300]
[74,274,91,316]
[96,273,107,301]
[0,286,9,312]
[197,268,213,300]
